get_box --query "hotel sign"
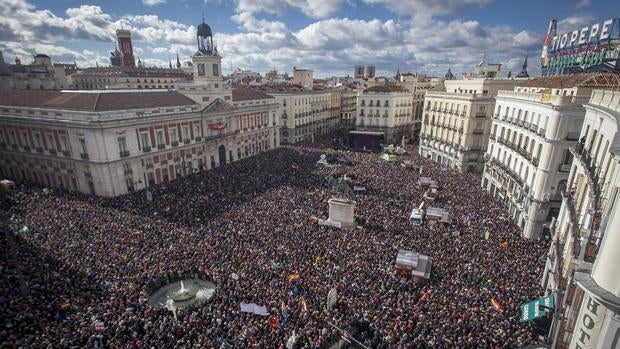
[542,18,620,76]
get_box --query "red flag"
[268,316,279,328]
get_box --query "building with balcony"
[0,19,279,197]
[419,78,518,172]
[540,88,620,349]
[481,73,619,239]
[0,53,74,90]
[340,89,358,127]
[71,67,190,90]
[355,85,417,145]
[269,89,339,145]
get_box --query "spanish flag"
[287,273,300,282]
[209,121,227,130]
[491,297,504,313]
[500,242,508,249]
[300,297,308,312]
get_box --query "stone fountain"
[148,279,216,322]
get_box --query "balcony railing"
[48,149,57,155]
[537,128,546,137]
[35,147,44,153]
[62,150,70,157]
[80,153,89,160]
[205,130,240,141]
[563,192,581,258]
[532,157,539,166]
[475,112,486,118]
[120,150,130,158]
[489,134,496,140]
[23,146,31,152]
[157,144,166,150]
[142,146,151,153]
[195,136,202,142]
[570,144,602,238]
[558,163,571,172]
[183,139,191,144]
[171,141,179,147]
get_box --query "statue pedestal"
[328,198,356,228]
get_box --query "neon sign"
[541,18,620,76]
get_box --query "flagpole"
[328,322,370,349]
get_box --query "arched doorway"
[218,144,226,166]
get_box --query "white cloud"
[362,0,495,16]
[576,0,590,9]
[0,0,542,75]
[234,0,344,19]
[557,14,597,33]
[151,47,171,53]
[142,0,166,6]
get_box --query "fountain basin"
[148,279,216,310]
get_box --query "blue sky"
[0,0,616,77]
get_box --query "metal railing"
[205,130,240,141]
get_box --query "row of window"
[426,100,486,115]
[78,78,177,83]
[494,104,548,131]
[359,109,412,117]
[360,99,412,107]
[0,128,87,155]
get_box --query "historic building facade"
[541,88,620,348]
[481,73,618,239]
[0,19,279,197]
[355,85,417,145]
[340,90,358,127]
[270,89,339,145]
[71,67,189,90]
[420,78,517,171]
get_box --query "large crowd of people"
[1,143,550,348]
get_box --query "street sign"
[520,295,555,322]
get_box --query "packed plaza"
[2,140,550,348]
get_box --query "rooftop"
[517,72,620,89]
[0,90,197,111]
[72,67,190,78]
[232,88,275,102]
[364,85,408,93]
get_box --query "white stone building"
[0,53,71,90]
[355,85,418,145]
[71,67,189,90]
[540,87,620,349]
[420,78,518,171]
[481,73,617,239]
[269,89,339,144]
[340,90,358,127]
